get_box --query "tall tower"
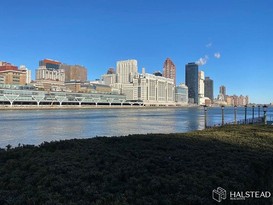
[198,71,205,98]
[204,77,214,102]
[219,85,226,100]
[219,85,226,96]
[163,58,176,85]
[116,59,138,83]
[185,62,199,104]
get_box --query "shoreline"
[0,104,195,110]
[0,104,264,111]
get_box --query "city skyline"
[0,0,272,103]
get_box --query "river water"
[0,106,272,148]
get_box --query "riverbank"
[0,104,194,110]
[0,125,273,204]
[0,104,267,111]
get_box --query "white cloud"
[214,52,221,59]
[196,55,209,66]
[206,43,212,48]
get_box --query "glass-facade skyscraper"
[204,77,214,102]
[185,62,198,104]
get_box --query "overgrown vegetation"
[0,125,273,205]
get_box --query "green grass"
[0,125,273,205]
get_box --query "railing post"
[263,105,267,125]
[221,105,225,126]
[252,105,255,124]
[244,105,247,124]
[204,105,208,129]
[234,105,237,124]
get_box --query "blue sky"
[0,0,272,103]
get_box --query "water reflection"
[0,107,272,147]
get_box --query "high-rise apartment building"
[185,62,199,104]
[36,59,65,82]
[198,71,205,105]
[36,67,65,82]
[60,64,87,82]
[0,61,26,85]
[163,58,176,85]
[198,71,205,97]
[204,77,214,102]
[116,59,138,83]
[19,65,31,84]
[0,70,26,85]
[36,68,65,82]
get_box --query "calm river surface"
[0,106,272,147]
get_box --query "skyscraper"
[163,58,176,85]
[219,85,226,96]
[204,77,214,102]
[116,59,138,83]
[198,71,205,97]
[185,62,199,104]
[219,85,226,101]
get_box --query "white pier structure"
[0,88,143,107]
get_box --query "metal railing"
[206,117,264,128]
